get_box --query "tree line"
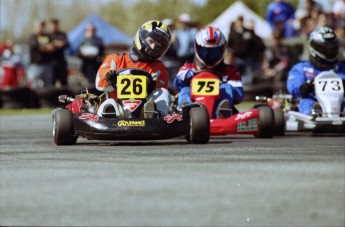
[1,0,298,42]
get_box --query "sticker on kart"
[191,78,220,96]
[237,119,258,131]
[164,113,183,123]
[117,75,147,99]
[79,113,99,122]
[117,120,145,127]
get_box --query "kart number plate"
[117,75,147,99]
[315,77,344,94]
[191,78,219,96]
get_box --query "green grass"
[0,108,53,116]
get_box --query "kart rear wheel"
[188,106,210,144]
[273,108,285,136]
[255,106,274,138]
[52,109,77,145]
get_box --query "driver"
[96,20,171,117]
[287,27,345,114]
[173,26,244,118]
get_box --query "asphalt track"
[0,114,344,226]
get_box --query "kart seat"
[97,98,124,118]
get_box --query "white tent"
[210,1,272,40]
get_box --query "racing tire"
[273,108,285,136]
[255,106,274,138]
[188,106,210,144]
[52,109,77,145]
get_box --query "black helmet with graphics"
[130,20,171,62]
[308,27,339,69]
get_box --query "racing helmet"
[308,27,339,69]
[194,26,226,68]
[131,20,171,62]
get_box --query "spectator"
[77,23,104,84]
[48,18,69,87]
[27,20,54,88]
[266,0,297,38]
[333,0,345,19]
[335,19,345,61]
[247,19,266,79]
[174,13,198,67]
[0,40,25,88]
[161,18,179,91]
[227,15,263,85]
[261,30,290,82]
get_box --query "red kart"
[188,71,276,138]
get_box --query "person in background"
[0,40,25,88]
[262,30,290,82]
[335,19,345,61]
[266,0,296,38]
[48,18,69,87]
[174,26,244,118]
[77,23,104,84]
[333,0,345,19]
[27,20,54,88]
[174,13,198,68]
[287,27,345,114]
[227,15,261,85]
[95,20,172,117]
[161,18,179,92]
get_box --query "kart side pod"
[210,106,274,138]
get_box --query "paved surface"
[0,114,344,226]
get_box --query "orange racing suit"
[95,52,169,99]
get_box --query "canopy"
[210,1,272,40]
[67,14,132,54]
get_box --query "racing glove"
[105,70,117,87]
[299,81,314,96]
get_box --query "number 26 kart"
[187,71,279,138]
[52,68,210,145]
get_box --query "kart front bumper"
[73,114,191,140]
[285,111,345,133]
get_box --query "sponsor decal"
[122,100,142,112]
[79,113,99,122]
[164,113,183,123]
[268,99,281,109]
[118,120,145,127]
[237,119,258,131]
[235,111,253,120]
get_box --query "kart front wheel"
[188,106,210,144]
[255,106,274,138]
[273,108,285,136]
[52,109,77,145]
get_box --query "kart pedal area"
[217,100,232,119]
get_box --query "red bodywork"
[190,71,260,135]
[66,98,83,114]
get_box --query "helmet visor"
[196,45,224,66]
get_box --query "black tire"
[255,106,274,138]
[52,109,77,145]
[188,106,210,144]
[273,108,285,136]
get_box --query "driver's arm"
[287,64,306,98]
[95,54,117,92]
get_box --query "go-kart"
[187,70,276,138]
[258,70,345,133]
[51,68,210,145]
